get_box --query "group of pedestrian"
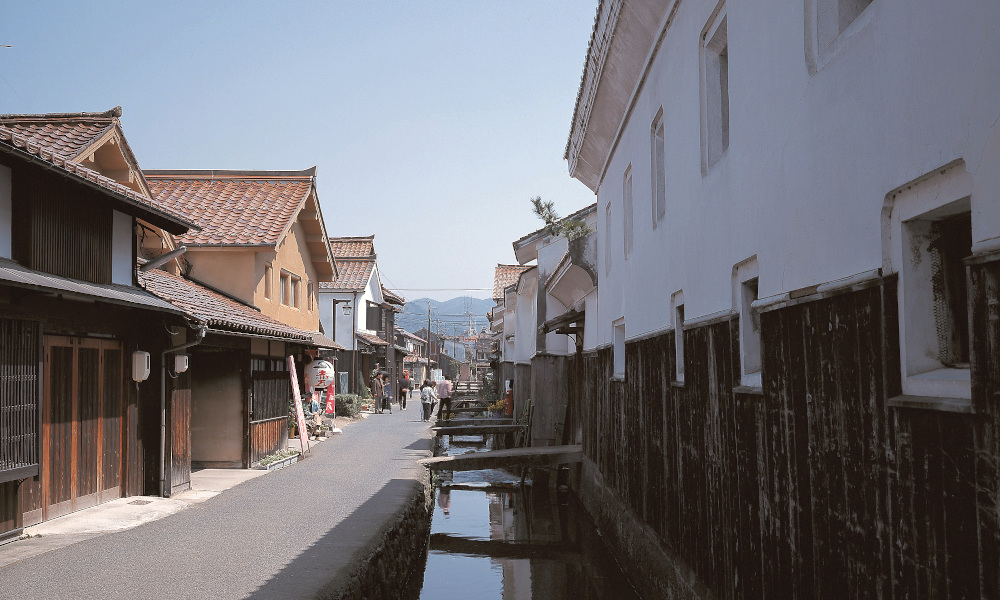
[369,365,455,423]
[419,374,453,422]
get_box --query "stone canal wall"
[324,470,433,600]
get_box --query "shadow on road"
[247,477,429,599]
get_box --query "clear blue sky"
[0,1,597,301]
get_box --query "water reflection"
[406,436,640,600]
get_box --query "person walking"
[436,374,454,421]
[371,372,384,414]
[420,379,437,422]
[382,375,393,414]
[398,372,411,410]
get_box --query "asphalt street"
[0,406,433,600]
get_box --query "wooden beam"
[431,424,526,436]
[418,445,583,471]
[428,533,580,561]
[438,418,515,427]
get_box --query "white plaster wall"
[111,210,133,286]
[514,272,537,363]
[0,165,10,259]
[588,0,1000,350]
[537,235,573,356]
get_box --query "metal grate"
[129,499,153,506]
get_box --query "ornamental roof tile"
[0,112,114,159]
[356,330,388,347]
[319,257,374,292]
[143,169,315,247]
[139,268,312,341]
[0,123,199,233]
[329,235,375,258]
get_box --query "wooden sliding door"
[42,336,123,521]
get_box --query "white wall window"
[605,202,613,275]
[817,0,873,51]
[650,110,666,227]
[623,166,633,259]
[701,4,729,171]
[733,257,761,387]
[672,291,685,382]
[901,204,971,396]
[886,161,974,401]
[613,318,626,379]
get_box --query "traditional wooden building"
[141,169,338,469]
[318,236,404,396]
[559,1,1000,598]
[0,109,201,541]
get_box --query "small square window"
[605,202,613,275]
[623,167,633,259]
[279,272,289,305]
[264,263,273,300]
[672,291,685,382]
[888,161,974,402]
[701,4,729,171]
[650,111,666,226]
[290,276,301,309]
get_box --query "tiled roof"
[144,169,315,247]
[139,268,312,341]
[0,108,117,160]
[382,286,405,305]
[0,125,200,233]
[319,258,374,292]
[356,331,388,347]
[329,235,374,258]
[493,264,532,300]
[395,327,427,344]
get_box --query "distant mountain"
[395,296,493,337]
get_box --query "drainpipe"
[351,292,358,395]
[160,324,207,497]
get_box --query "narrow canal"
[404,434,641,599]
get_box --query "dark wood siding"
[170,388,191,492]
[249,357,291,465]
[11,168,113,284]
[575,274,992,600]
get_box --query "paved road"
[0,408,433,600]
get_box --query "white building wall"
[513,272,537,363]
[589,0,1000,350]
[111,211,133,285]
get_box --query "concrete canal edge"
[575,458,714,600]
[317,434,437,600]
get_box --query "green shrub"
[334,394,361,418]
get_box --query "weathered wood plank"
[431,424,526,436]
[437,418,514,427]
[418,445,583,471]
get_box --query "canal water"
[404,435,641,599]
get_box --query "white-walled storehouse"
[564,1,1000,598]
[318,236,400,396]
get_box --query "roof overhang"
[541,308,586,336]
[548,251,597,308]
[310,331,345,350]
[0,258,187,316]
[565,0,674,192]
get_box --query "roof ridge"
[0,125,200,232]
[0,106,122,123]
[143,167,316,180]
